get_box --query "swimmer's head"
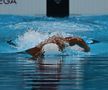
[42,43,61,55]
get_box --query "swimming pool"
[0,15,108,90]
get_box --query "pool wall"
[70,0,108,15]
[0,0,108,16]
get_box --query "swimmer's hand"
[7,40,17,47]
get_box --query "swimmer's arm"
[65,37,90,52]
[74,38,90,52]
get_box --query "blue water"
[0,15,108,90]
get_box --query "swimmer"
[26,35,90,59]
[6,35,92,59]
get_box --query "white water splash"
[15,30,49,50]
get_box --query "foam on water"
[15,30,49,51]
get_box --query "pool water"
[0,15,108,90]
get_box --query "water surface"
[0,15,108,90]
